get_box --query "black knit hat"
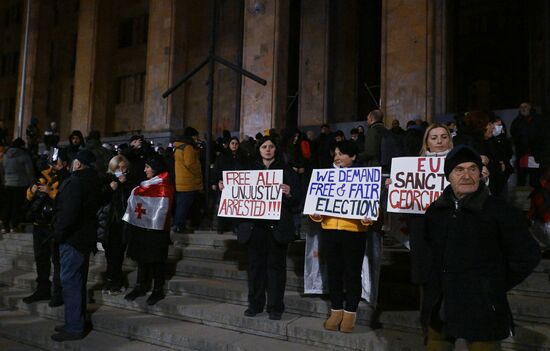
[145,153,167,174]
[184,127,199,137]
[75,149,96,167]
[444,145,483,179]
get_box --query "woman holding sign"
[310,140,375,333]
[221,136,300,321]
[410,123,453,285]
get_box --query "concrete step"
[175,259,304,288]
[0,287,423,351]
[0,309,173,351]
[0,335,44,351]
[178,246,305,270]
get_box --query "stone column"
[143,0,183,132]
[240,0,288,137]
[71,0,99,134]
[380,0,444,124]
[14,0,41,139]
[297,0,329,126]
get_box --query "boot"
[339,311,357,333]
[124,286,146,301]
[48,292,64,307]
[22,289,51,304]
[323,309,344,331]
[146,289,165,305]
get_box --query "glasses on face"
[452,165,480,177]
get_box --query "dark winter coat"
[96,172,139,243]
[236,158,301,245]
[422,184,540,341]
[2,147,35,187]
[363,121,386,167]
[510,113,539,157]
[53,167,102,254]
[213,150,249,184]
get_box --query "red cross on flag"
[123,171,173,230]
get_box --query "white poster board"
[303,167,381,220]
[387,157,449,214]
[217,170,283,220]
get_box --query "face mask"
[492,125,503,137]
[114,170,125,178]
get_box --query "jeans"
[59,243,89,333]
[174,191,197,228]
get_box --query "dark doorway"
[285,0,301,128]
[327,0,381,123]
[448,0,535,112]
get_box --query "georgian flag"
[123,171,173,230]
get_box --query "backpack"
[380,129,406,171]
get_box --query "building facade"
[0,0,548,144]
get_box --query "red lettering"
[417,157,426,172]
[225,171,250,185]
[429,158,442,173]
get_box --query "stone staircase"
[0,226,549,351]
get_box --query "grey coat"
[2,147,35,187]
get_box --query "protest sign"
[217,169,283,220]
[303,167,381,220]
[387,157,449,214]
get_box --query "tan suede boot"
[323,309,344,331]
[339,311,357,333]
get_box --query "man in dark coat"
[422,145,540,349]
[51,150,101,342]
[363,109,386,167]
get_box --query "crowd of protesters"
[0,101,548,347]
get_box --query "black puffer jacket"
[53,168,102,254]
[236,158,300,245]
[422,184,540,341]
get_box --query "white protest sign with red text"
[387,157,449,214]
[217,170,283,220]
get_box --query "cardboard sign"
[217,170,283,220]
[303,167,381,220]
[387,157,449,214]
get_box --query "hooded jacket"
[174,137,203,192]
[2,147,35,187]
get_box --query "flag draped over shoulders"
[123,171,173,230]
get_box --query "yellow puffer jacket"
[310,215,371,232]
[26,167,60,201]
[174,141,203,192]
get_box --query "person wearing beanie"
[172,127,202,233]
[421,145,540,349]
[51,144,102,342]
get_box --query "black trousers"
[136,262,165,291]
[2,186,27,231]
[32,225,61,294]
[104,221,127,287]
[322,229,367,312]
[246,225,288,313]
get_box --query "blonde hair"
[420,123,453,156]
[107,154,130,174]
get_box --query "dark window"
[117,73,146,104]
[118,19,134,48]
[118,14,149,48]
